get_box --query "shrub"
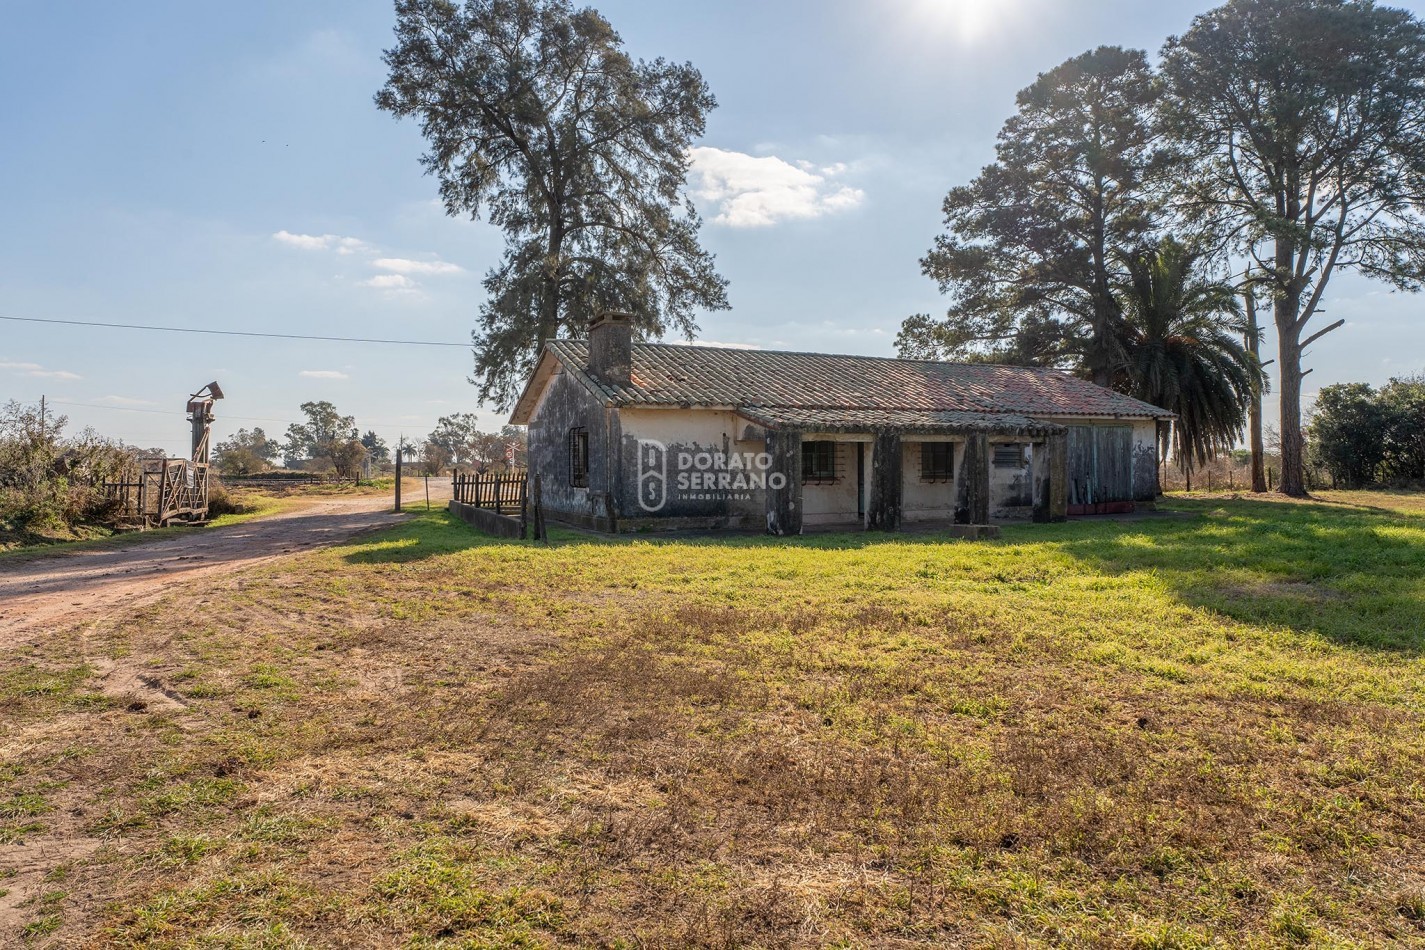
[0,400,141,537]
[205,481,255,520]
[1308,374,1425,488]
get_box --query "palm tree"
[1115,238,1263,478]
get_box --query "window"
[802,440,837,484]
[569,427,589,487]
[920,442,954,482]
[993,443,1026,468]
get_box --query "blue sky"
[3,0,1424,456]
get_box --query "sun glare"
[907,0,1018,44]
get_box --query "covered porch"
[737,408,1068,536]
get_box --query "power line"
[1,314,470,348]
[43,399,441,435]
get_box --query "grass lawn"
[3,491,1424,946]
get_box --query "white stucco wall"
[902,438,960,523]
[801,435,870,527]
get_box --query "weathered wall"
[616,407,769,528]
[902,439,959,523]
[1054,418,1159,508]
[765,428,802,535]
[955,434,990,525]
[525,367,618,529]
[448,500,525,539]
[867,432,902,530]
[1133,420,1160,501]
[987,440,1034,521]
[802,439,862,526]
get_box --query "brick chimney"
[586,311,632,388]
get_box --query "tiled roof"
[737,407,1065,436]
[537,340,1171,420]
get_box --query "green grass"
[4,490,1425,946]
[0,491,292,562]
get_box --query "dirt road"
[0,491,433,640]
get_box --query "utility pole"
[394,445,403,513]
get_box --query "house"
[509,313,1173,534]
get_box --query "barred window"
[569,427,589,487]
[921,442,954,482]
[993,443,1026,468]
[802,440,837,484]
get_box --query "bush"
[205,480,256,519]
[1308,374,1425,488]
[0,400,141,537]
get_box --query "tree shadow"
[1043,497,1425,653]
[342,499,1425,654]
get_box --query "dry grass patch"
[1,492,1424,945]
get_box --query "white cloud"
[272,230,372,255]
[299,370,350,380]
[360,274,416,290]
[686,147,866,227]
[0,360,81,380]
[373,257,464,276]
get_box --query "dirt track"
[0,492,434,641]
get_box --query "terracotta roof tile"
[737,407,1064,436]
[542,340,1171,420]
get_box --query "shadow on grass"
[344,497,1425,652]
[1044,497,1425,652]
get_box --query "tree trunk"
[1276,333,1307,496]
[1244,292,1267,493]
[1272,221,1309,498]
[537,219,565,348]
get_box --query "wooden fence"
[452,470,528,512]
[450,470,545,540]
[103,458,210,528]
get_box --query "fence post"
[395,451,403,512]
[157,463,170,527]
[534,474,545,541]
[518,475,528,540]
[425,474,431,511]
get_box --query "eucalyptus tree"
[1160,0,1425,496]
[283,401,357,469]
[1116,238,1262,475]
[899,46,1164,385]
[377,0,729,407]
